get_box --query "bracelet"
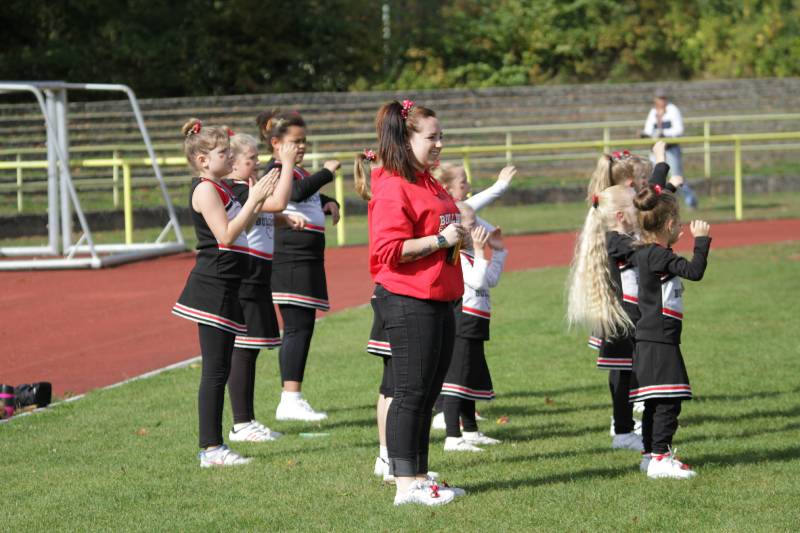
[435,234,448,249]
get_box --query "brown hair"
[181,118,229,171]
[634,184,680,243]
[255,109,306,150]
[375,100,436,183]
[353,151,377,201]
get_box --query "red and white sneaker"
[229,421,282,442]
[394,480,455,506]
[647,448,696,479]
[198,445,252,468]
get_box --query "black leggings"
[641,399,682,454]
[198,324,235,448]
[228,347,259,424]
[376,286,455,477]
[443,396,478,438]
[278,304,316,383]
[609,370,635,434]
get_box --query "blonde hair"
[437,163,463,190]
[567,185,635,338]
[181,118,229,171]
[229,133,259,158]
[586,153,643,203]
[353,152,377,200]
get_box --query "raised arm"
[465,165,515,212]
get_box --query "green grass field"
[3,242,800,531]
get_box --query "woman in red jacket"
[366,100,466,506]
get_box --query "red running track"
[2,218,798,396]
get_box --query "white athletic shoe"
[431,412,447,430]
[275,397,328,422]
[393,480,455,506]
[462,431,501,446]
[229,421,282,442]
[647,449,697,480]
[436,480,466,497]
[382,468,439,484]
[611,432,644,451]
[198,445,252,468]
[474,411,487,421]
[640,452,651,472]
[633,401,645,414]
[609,417,643,436]
[444,436,484,452]
[374,456,389,477]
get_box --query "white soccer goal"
[0,81,185,269]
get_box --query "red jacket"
[368,167,463,301]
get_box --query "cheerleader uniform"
[266,160,338,384]
[629,235,711,455]
[225,178,281,425]
[172,178,249,448]
[441,248,507,438]
[367,286,394,397]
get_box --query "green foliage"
[1,0,799,96]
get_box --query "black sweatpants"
[375,286,455,477]
[198,324,235,448]
[443,396,478,438]
[609,370,635,435]
[228,347,259,424]
[641,398,682,454]
[278,304,316,383]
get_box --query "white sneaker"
[444,436,484,452]
[647,449,697,479]
[436,480,466,497]
[275,397,328,422]
[474,411,486,421]
[609,417,643,436]
[633,401,645,414]
[640,453,651,472]
[383,469,439,484]
[229,421,282,442]
[431,412,446,430]
[374,456,389,477]
[612,432,644,451]
[462,431,501,445]
[198,445,252,468]
[393,480,455,506]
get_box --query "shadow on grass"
[694,387,799,403]
[500,383,606,400]
[677,421,800,446]
[491,402,608,418]
[681,405,800,426]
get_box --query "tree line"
[1,0,798,99]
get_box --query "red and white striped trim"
[303,223,326,234]
[272,292,330,311]
[247,248,273,261]
[587,336,603,350]
[462,306,490,319]
[629,383,692,401]
[218,244,251,255]
[171,303,247,335]
[441,383,495,401]
[662,307,683,320]
[596,357,633,369]
[623,294,639,304]
[234,336,282,349]
[366,339,392,356]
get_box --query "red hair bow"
[363,149,377,162]
[654,184,662,195]
[226,127,235,137]
[591,194,599,208]
[400,99,415,119]
[622,149,631,156]
[190,122,202,135]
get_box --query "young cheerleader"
[441,203,507,452]
[630,185,711,479]
[172,118,278,467]
[364,99,467,506]
[256,109,341,422]
[224,132,300,442]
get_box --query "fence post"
[123,162,133,244]
[602,127,610,153]
[112,149,120,208]
[312,141,320,171]
[703,121,711,179]
[734,138,743,221]
[334,168,346,246]
[16,153,23,213]
[505,132,513,165]
[463,153,472,184]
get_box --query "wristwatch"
[435,234,448,249]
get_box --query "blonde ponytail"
[354,149,377,201]
[567,185,635,338]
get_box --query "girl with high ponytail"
[628,184,711,479]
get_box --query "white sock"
[282,391,302,402]
[379,446,388,460]
[233,422,250,432]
